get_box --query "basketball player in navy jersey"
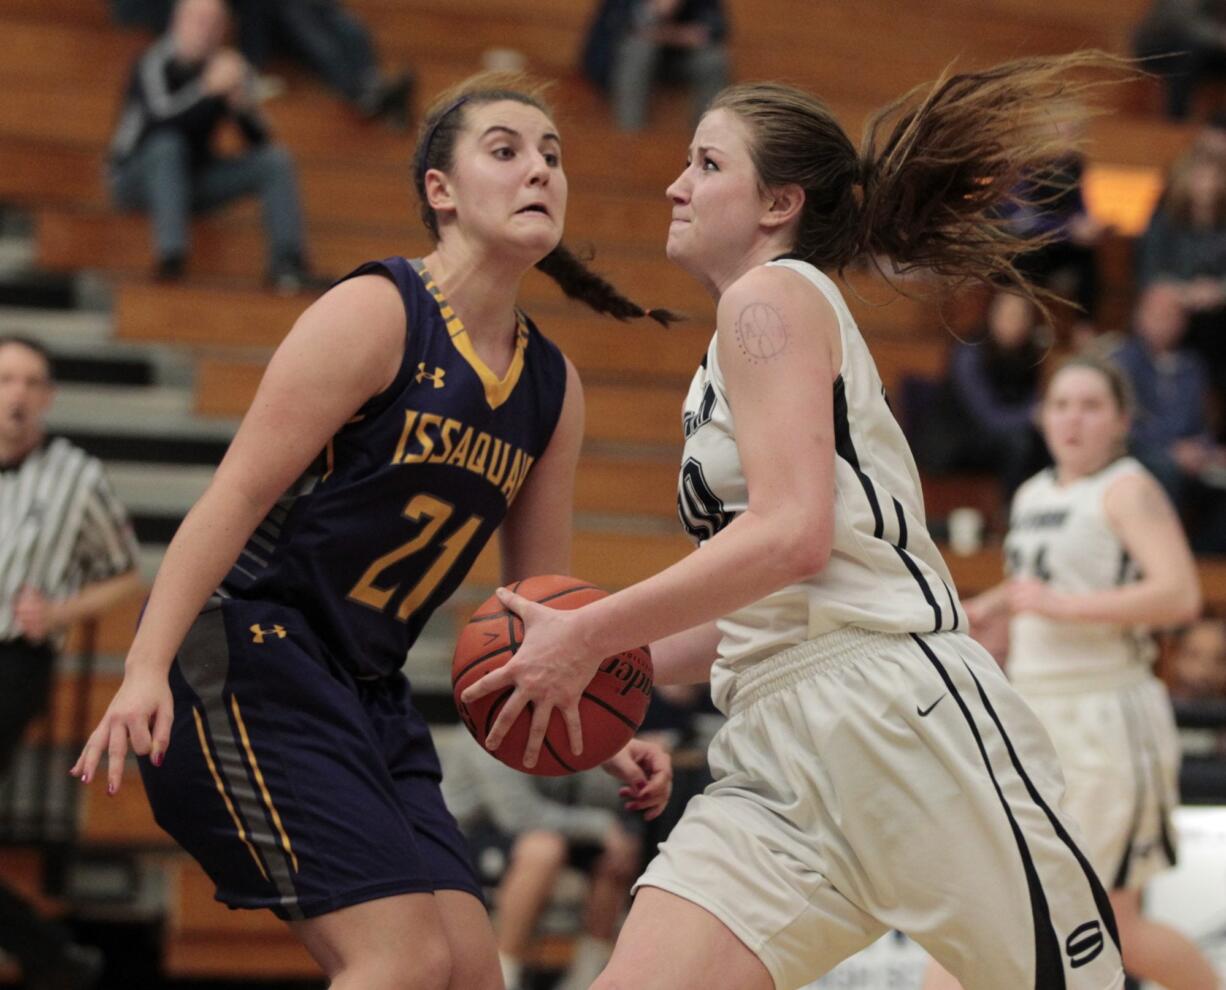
[464,60,1130,990]
[71,73,672,990]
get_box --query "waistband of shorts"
[727,625,918,715]
[1010,662,1151,697]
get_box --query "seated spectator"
[1137,149,1226,403]
[229,0,413,129]
[106,0,315,292]
[1133,0,1226,120]
[1169,616,1226,702]
[1109,283,1226,552]
[911,289,1050,500]
[999,148,1105,322]
[1168,617,1226,768]
[437,728,647,990]
[581,0,729,132]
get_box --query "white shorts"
[635,627,1124,990]
[1015,669,1180,892]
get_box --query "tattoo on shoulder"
[734,302,789,363]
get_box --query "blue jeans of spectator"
[237,0,379,103]
[109,130,305,269]
[611,36,728,131]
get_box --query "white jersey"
[1005,457,1154,685]
[678,259,963,711]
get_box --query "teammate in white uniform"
[463,57,1127,990]
[926,356,1216,990]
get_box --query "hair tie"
[414,96,470,182]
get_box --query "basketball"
[451,574,653,776]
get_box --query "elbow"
[774,514,832,584]
[1174,583,1203,627]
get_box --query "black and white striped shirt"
[0,438,139,642]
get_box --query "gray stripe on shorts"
[179,605,303,919]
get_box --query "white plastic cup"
[948,506,985,556]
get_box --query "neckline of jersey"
[409,258,529,411]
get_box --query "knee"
[510,830,567,871]
[334,942,452,990]
[252,143,296,177]
[141,131,190,168]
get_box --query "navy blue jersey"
[221,257,568,677]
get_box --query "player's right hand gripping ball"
[451,574,653,775]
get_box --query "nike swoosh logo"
[917,694,947,718]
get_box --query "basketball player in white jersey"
[925,356,1217,990]
[462,57,1128,989]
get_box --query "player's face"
[0,343,53,450]
[1040,367,1128,475]
[666,109,770,285]
[438,101,567,261]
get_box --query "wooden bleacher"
[5,0,1223,981]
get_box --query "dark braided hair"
[413,72,680,327]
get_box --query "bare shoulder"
[299,273,405,339]
[1104,466,1176,528]
[717,264,838,366]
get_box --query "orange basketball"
[451,574,653,775]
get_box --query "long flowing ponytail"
[712,52,1131,305]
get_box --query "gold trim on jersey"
[192,706,269,881]
[230,695,299,874]
[410,259,529,410]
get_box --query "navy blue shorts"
[139,597,482,921]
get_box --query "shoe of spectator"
[359,70,415,131]
[26,942,104,990]
[154,254,186,282]
[267,255,330,296]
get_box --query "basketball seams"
[580,691,640,731]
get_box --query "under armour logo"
[415,363,446,389]
[250,624,287,644]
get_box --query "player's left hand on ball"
[460,585,598,769]
[603,738,673,821]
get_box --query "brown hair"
[1048,352,1135,418]
[711,53,1128,305]
[413,72,677,326]
[1160,149,1226,228]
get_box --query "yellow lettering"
[446,426,473,467]
[392,410,420,464]
[486,438,510,486]
[428,418,460,464]
[403,413,442,465]
[466,432,491,476]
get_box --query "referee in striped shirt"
[1,336,141,989]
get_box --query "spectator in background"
[912,289,1049,500]
[0,337,142,990]
[436,729,652,990]
[107,0,314,292]
[1169,616,1226,701]
[999,149,1105,323]
[229,0,413,129]
[1110,282,1226,552]
[1134,0,1226,120]
[1137,149,1226,404]
[580,0,729,132]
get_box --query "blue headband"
[414,96,470,183]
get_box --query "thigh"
[191,152,278,212]
[885,635,1124,990]
[141,599,443,920]
[434,889,502,990]
[595,887,773,990]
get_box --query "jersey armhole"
[333,258,422,424]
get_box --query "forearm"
[578,509,823,666]
[650,620,722,686]
[124,479,274,675]
[1059,578,1201,628]
[58,571,143,627]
